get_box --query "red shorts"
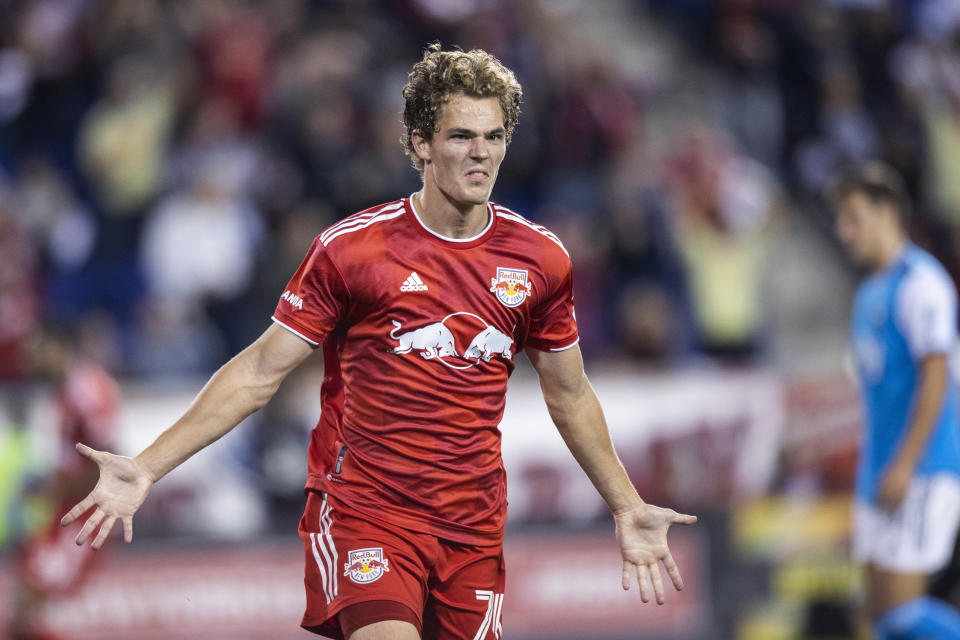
[299,490,505,639]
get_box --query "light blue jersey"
[851,244,960,502]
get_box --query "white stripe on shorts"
[309,495,338,604]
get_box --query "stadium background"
[2,0,960,638]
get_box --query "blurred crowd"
[1,0,960,379]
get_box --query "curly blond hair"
[401,44,523,174]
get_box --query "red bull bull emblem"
[343,547,390,584]
[490,267,531,307]
[389,313,514,369]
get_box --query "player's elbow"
[228,350,284,411]
[541,382,586,423]
[248,379,280,411]
[540,369,588,404]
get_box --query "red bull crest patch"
[490,267,531,307]
[343,548,390,584]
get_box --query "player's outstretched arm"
[61,323,315,548]
[526,345,697,605]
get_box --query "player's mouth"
[465,169,489,182]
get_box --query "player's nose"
[469,137,489,159]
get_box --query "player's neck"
[870,235,907,273]
[413,187,489,240]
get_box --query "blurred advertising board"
[502,367,784,522]
[505,528,709,639]
[0,528,709,640]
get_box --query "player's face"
[835,191,889,267]
[415,94,507,208]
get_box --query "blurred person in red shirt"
[61,45,695,640]
[10,322,118,640]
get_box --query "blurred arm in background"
[526,345,697,605]
[877,352,950,511]
[60,323,315,549]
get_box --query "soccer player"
[833,162,960,639]
[13,323,118,640]
[61,45,696,640]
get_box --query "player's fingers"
[636,564,651,603]
[649,562,665,605]
[662,553,684,591]
[76,442,111,466]
[91,516,116,550]
[76,507,105,546]
[76,442,98,460]
[670,510,697,525]
[61,495,95,526]
[122,516,134,543]
[621,563,631,591]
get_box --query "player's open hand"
[60,443,154,549]
[613,503,697,605]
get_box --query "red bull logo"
[490,267,532,307]
[389,313,514,370]
[344,547,390,584]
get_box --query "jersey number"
[473,589,504,640]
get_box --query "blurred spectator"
[77,54,176,221]
[0,185,39,381]
[17,156,96,273]
[615,281,684,364]
[191,0,275,130]
[12,320,118,640]
[128,298,228,379]
[795,60,880,195]
[665,126,779,359]
[0,392,37,551]
[139,156,265,356]
[706,0,784,169]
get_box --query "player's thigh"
[299,491,431,635]
[348,619,420,640]
[422,543,505,640]
[865,564,927,618]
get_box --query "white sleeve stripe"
[321,209,406,246]
[549,337,580,352]
[271,316,319,346]
[319,210,383,244]
[319,202,404,244]
[493,209,569,257]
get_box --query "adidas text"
[400,272,429,292]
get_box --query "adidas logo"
[400,272,429,292]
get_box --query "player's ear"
[412,129,432,164]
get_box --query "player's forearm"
[134,349,280,482]
[897,354,949,470]
[544,376,644,515]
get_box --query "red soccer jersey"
[57,361,118,473]
[272,196,578,545]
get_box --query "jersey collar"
[406,192,497,249]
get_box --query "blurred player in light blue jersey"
[833,162,960,639]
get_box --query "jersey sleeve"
[272,236,350,346]
[895,264,957,359]
[526,257,579,352]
